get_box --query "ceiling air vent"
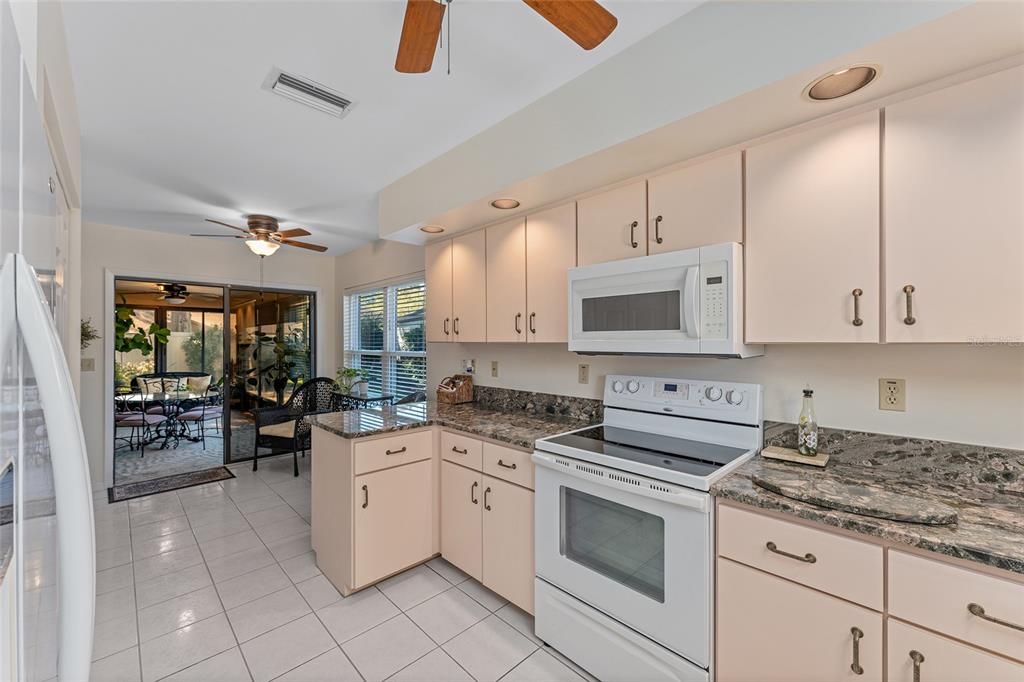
[262,67,355,119]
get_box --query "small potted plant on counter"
[335,366,365,395]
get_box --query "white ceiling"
[63,0,701,254]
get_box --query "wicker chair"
[251,377,337,477]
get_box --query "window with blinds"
[343,277,426,399]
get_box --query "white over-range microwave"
[568,242,763,357]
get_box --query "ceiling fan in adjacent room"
[395,0,618,73]
[190,214,328,256]
[159,283,189,305]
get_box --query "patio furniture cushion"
[118,414,167,426]
[260,419,297,439]
[136,377,162,394]
[146,405,182,416]
[178,407,219,421]
[187,375,212,393]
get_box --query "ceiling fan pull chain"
[438,0,443,49]
[447,0,452,75]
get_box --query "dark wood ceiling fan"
[190,214,328,253]
[395,0,618,74]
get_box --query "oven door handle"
[531,451,709,513]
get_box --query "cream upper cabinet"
[440,461,483,581]
[526,202,576,343]
[884,65,1024,343]
[717,557,883,682]
[486,218,527,343]
[451,230,487,342]
[577,180,647,265]
[482,476,534,614]
[887,620,1024,682]
[647,152,742,254]
[425,239,453,343]
[745,112,881,343]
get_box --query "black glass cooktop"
[546,425,750,478]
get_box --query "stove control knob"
[626,380,641,394]
[704,386,723,402]
[725,390,744,406]
[611,380,624,393]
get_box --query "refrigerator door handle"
[11,253,95,682]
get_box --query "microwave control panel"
[701,260,728,340]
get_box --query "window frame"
[344,274,427,397]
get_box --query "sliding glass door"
[226,287,316,463]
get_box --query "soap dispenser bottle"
[797,388,818,456]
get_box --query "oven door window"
[560,486,665,602]
[581,290,681,332]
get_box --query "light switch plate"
[879,378,906,411]
[578,364,590,385]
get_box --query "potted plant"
[113,307,169,387]
[335,366,365,395]
[80,318,99,350]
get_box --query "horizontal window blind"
[343,276,426,400]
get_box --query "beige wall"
[81,221,338,488]
[428,342,1024,450]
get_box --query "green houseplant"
[335,366,364,395]
[113,306,169,387]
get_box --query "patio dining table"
[116,390,212,449]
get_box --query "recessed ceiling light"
[490,198,520,210]
[420,225,445,234]
[805,66,878,101]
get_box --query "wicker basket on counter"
[436,374,474,404]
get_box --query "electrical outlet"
[578,364,590,385]
[491,360,499,378]
[879,378,906,412]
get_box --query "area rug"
[107,466,236,503]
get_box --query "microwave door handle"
[683,266,700,338]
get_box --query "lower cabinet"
[887,620,1024,682]
[354,458,434,588]
[717,557,883,682]
[441,442,535,614]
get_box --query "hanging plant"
[80,318,99,350]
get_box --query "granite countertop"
[310,400,591,451]
[712,423,1024,575]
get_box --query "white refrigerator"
[1,0,96,680]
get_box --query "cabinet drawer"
[482,442,534,490]
[718,504,883,610]
[353,430,433,476]
[889,550,1024,662]
[887,619,1024,682]
[441,431,483,470]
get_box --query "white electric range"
[532,375,763,682]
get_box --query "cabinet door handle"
[444,318,450,336]
[471,481,479,505]
[851,288,864,327]
[529,312,536,335]
[497,459,517,470]
[654,215,663,244]
[968,603,1024,633]
[909,650,925,682]
[451,446,468,455]
[765,541,817,563]
[629,221,639,248]
[903,285,916,325]
[361,484,368,509]
[385,446,407,455]
[483,486,492,511]
[453,317,460,335]
[849,627,864,675]
[515,312,522,335]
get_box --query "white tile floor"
[91,454,593,682]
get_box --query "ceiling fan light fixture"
[246,238,281,257]
[163,295,187,305]
[420,225,445,234]
[490,198,520,210]
[805,65,878,101]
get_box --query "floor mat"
[107,466,236,503]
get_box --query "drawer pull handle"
[849,627,864,675]
[909,650,924,682]
[362,484,368,509]
[497,459,517,470]
[630,221,639,248]
[515,312,522,335]
[484,486,492,511]
[903,284,916,325]
[385,447,407,455]
[654,215,664,244]
[451,446,468,455]
[967,603,1024,633]
[765,541,816,564]
[851,288,864,327]
[471,481,479,505]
